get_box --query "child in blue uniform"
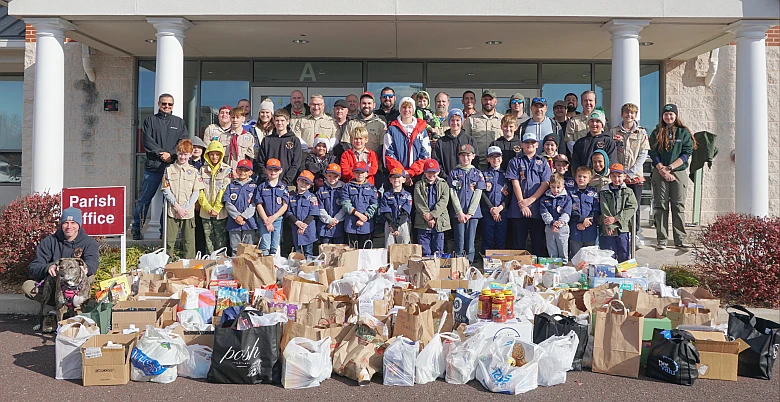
[481,146,509,252]
[317,163,347,244]
[413,160,451,256]
[552,154,575,191]
[341,161,379,249]
[254,158,289,256]
[223,159,259,255]
[380,167,413,245]
[540,174,572,263]
[569,166,600,259]
[449,144,486,263]
[285,170,320,257]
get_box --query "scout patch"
[73,248,83,258]
[501,185,509,196]
[596,141,605,149]
[309,196,319,206]
[513,145,522,153]
[276,196,282,205]
[230,193,238,201]
[613,134,623,141]
[486,182,492,191]
[520,171,525,181]
[285,141,295,149]
[535,159,543,165]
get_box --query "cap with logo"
[353,161,368,173]
[360,91,375,100]
[334,99,348,109]
[236,159,253,171]
[588,109,606,126]
[298,170,315,184]
[521,133,538,143]
[552,154,569,164]
[609,163,626,174]
[326,163,341,176]
[481,89,497,99]
[389,167,406,178]
[509,93,525,102]
[458,144,476,155]
[487,145,503,157]
[542,134,557,145]
[424,159,440,173]
[553,100,566,108]
[266,158,282,170]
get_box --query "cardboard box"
[111,300,166,331]
[685,329,749,381]
[81,333,137,386]
[589,277,649,294]
[427,279,469,290]
[485,250,534,265]
[163,259,217,282]
[588,264,616,278]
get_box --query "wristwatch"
[666,165,674,171]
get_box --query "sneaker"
[675,243,691,250]
[132,230,143,240]
[656,243,667,250]
[41,314,56,333]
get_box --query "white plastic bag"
[466,296,480,324]
[476,334,543,394]
[210,261,233,280]
[55,316,99,379]
[236,311,288,330]
[383,336,418,386]
[513,290,561,321]
[537,331,579,386]
[130,325,190,383]
[570,246,618,269]
[415,331,460,384]
[177,345,212,379]
[177,310,214,331]
[466,267,486,291]
[138,248,169,275]
[558,266,582,284]
[282,337,333,389]
[445,332,491,384]
[328,270,370,296]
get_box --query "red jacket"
[340,148,379,185]
[384,118,430,178]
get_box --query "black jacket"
[375,107,400,123]
[255,129,303,185]
[142,110,189,171]
[432,130,478,178]
[284,103,311,119]
[28,228,99,281]
[490,135,523,171]
[571,133,617,173]
[303,153,337,183]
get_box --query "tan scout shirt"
[343,114,388,158]
[610,124,650,178]
[203,123,231,142]
[217,130,256,172]
[163,162,205,219]
[464,111,503,170]
[564,113,590,151]
[292,114,337,149]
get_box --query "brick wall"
[24,24,72,42]
[768,26,779,46]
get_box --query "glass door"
[251,86,305,118]
[426,88,539,116]
[307,87,364,115]
[493,89,539,116]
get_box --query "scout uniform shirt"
[163,162,205,219]
[204,123,230,142]
[610,123,650,179]
[379,189,413,230]
[343,181,378,235]
[255,181,290,218]
[293,114,337,150]
[564,113,590,150]
[316,181,345,238]
[287,190,320,247]
[540,189,572,226]
[563,174,576,192]
[505,153,552,219]
[223,179,259,232]
[464,111,503,170]
[218,129,256,172]
[481,167,509,216]
[343,115,388,159]
[569,185,600,243]
[448,166,486,219]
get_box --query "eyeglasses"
[381,94,394,99]
[532,97,546,104]
[160,102,174,106]
[510,99,524,105]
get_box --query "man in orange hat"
[598,163,638,262]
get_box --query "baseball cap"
[298,170,315,184]
[266,158,282,170]
[553,100,566,108]
[424,159,440,173]
[389,167,406,178]
[458,144,476,155]
[481,89,497,99]
[353,161,368,173]
[532,97,547,106]
[326,163,341,176]
[236,159,253,171]
[521,133,538,143]
[487,146,502,157]
[360,91,374,100]
[552,154,569,164]
[542,134,558,145]
[609,163,626,174]
[509,93,525,102]
[334,99,348,109]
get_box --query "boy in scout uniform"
[448,144,486,263]
[255,158,289,256]
[380,167,413,246]
[341,161,379,249]
[218,108,255,173]
[316,163,347,245]
[481,146,510,252]
[413,159,451,257]
[161,139,205,258]
[285,170,320,258]
[540,174,572,263]
[223,159,259,255]
[198,140,231,254]
[203,105,232,142]
[569,165,600,259]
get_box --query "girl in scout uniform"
[218,108,256,173]
[316,163,347,245]
[285,170,320,258]
[448,144,486,263]
[161,139,205,258]
[222,159,259,256]
[198,140,231,254]
[481,146,509,252]
[341,161,379,249]
[380,167,413,245]
[255,158,289,256]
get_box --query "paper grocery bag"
[394,304,435,347]
[440,257,469,279]
[340,248,388,271]
[332,316,390,381]
[282,276,327,304]
[679,287,720,323]
[280,320,351,355]
[557,289,589,316]
[236,243,258,256]
[664,305,713,328]
[319,244,354,267]
[593,300,644,378]
[388,244,422,269]
[232,253,276,289]
[406,256,440,288]
[621,290,680,316]
[296,293,355,327]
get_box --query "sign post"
[61,186,127,272]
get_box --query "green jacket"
[648,126,694,171]
[689,130,718,181]
[598,184,637,235]
[413,177,452,232]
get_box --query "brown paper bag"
[593,299,644,378]
[282,275,327,303]
[388,244,422,269]
[407,256,440,288]
[399,285,440,306]
[332,317,391,381]
[319,244,354,267]
[137,273,166,295]
[281,320,352,355]
[296,293,355,327]
[621,290,681,316]
[326,266,356,284]
[557,289,589,316]
[232,253,276,289]
[236,243,258,256]
[664,305,713,328]
[679,287,720,323]
[394,300,453,348]
[440,257,469,279]
[165,276,201,294]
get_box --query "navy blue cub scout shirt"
[223,179,258,231]
[482,167,509,215]
[343,181,378,235]
[379,189,413,223]
[254,181,290,217]
[287,190,320,247]
[505,153,552,219]
[448,166,486,219]
[316,181,345,238]
[569,185,600,243]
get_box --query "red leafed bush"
[694,213,780,308]
[0,193,61,282]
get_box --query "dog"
[36,258,90,331]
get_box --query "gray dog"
[54,258,90,323]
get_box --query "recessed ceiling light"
[293,39,309,44]
[485,40,502,45]
[144,39,156,43]
[457,46,475,50]
[467,72,476,76]
[639,41,654,46]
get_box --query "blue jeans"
[454,219,479,263]
[132,169,164,232]
[481,214,508,253]
[259,217,283,255]
[298,243,314,258]
[229,230,256,256]
[600,232,631,262]
[321,236,345,245]
[418,229,444,257]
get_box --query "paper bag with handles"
[592,299,645,378]
[440,256,469,279]
[406,256,440,288]
[282,276,328,304]
[232,253,276,289]
[296,293,355,327]
[387,244,422,269]
[620,290,680,316]
[664,305,713,328]
[394,300,453,349]
[678,287,720,323]
[280,320,352,355]
[332,315,391,382]
[319,244,354,267]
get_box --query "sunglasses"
[532,97,546,104]
[380,94,394,99]
[160,102,174,106]
[510,99,524,105]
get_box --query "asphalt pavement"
[2,315,778,402]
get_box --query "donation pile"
[59,244,779,390]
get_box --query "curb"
[0,294,51,315]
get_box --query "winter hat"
[260,99,274,112]
[191,136,207,150]
[312,135,330,150]
[588,109,606,126]
[447,108,464,123]
[416,90,430,102]
[662,103,679,116]
[399,97,416,114]
[61,207,83,227]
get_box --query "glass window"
[541,63,592,119]
[594,64,661,127]
[200,61,250,136]
[594,64,612,124]
[0,152,21,184]
[367,62,423,101]
[0,75,23,184]
[253,61,362,83]
[427,63,537,85]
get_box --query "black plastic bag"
[727,305,780,380]
[646,329,700,385]
[207,308,282,384]
[533,313,589,371]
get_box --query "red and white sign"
[61,186,126,236]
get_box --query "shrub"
[0,193,61,282]
[92,244,149,295]
[695,213,780,308]
[662,265,701,288]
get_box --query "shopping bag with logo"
[475,334,543,394]
[726,305,780,380]
[79,291,113,334]
[282,337,333,389]
[646,329,700,385]
[56,316,100,379]
[130,325,190,383]
[533,313,589,371]
[445,331,490,384]
[592,299,644,378]
[453,289,478,325]
[388,244,422,270]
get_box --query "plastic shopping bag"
[445,332,491,384]
[570,246,618,269]
[282,337,333,389]
[537,331,579,386]
[55,316,100,379]
[415,331,460,384]
[130,326,190,383]
[383,336,418,386]
[178,345,212,379]
[466,267,486,291]
[138,248,169,275]
[476,334,543,395]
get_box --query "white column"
[728,20,775,216]
[26,18,75,194]
[604,19,649,124]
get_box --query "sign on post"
[61,186,127,272]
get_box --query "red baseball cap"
[266,158,282,170]
[326,163,342,176]
[236,159,253,171]
[298,170,315,184]
[219,105,232,112]
[353,161,368,173]
[424,159,440,173]
[360,91,375,100]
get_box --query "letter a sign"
[299,62,317,82]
